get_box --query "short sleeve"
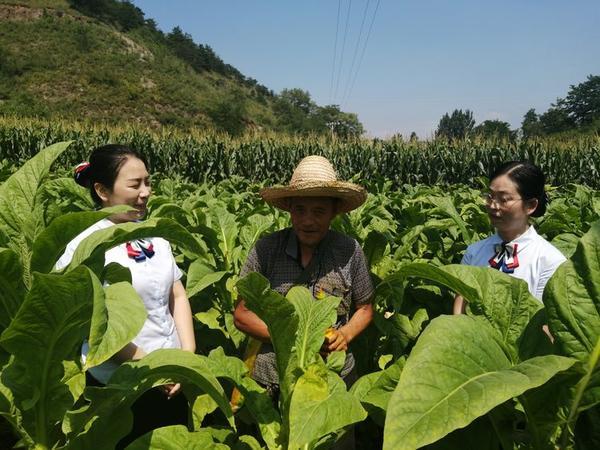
[166,241,183,282]
[461,245,473,265]
[172,259,183,282]
[55,245,75,271]
[240,245,262,278]
[535,249,567,299]
[350,243,374,306]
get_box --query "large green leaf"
[0,248,25,333]
[427,195,474,245]
[208,206,239,270]
[551,232,580,259]
[237,273,353,448]
[239,213,272,254]
[543,223,600,444]
[63,349,234,450]
[186,259,228,299]
[0,141,72,247]
[385,263,541,361]
[383,315,575,450]
[0,369,31,447]
[0,267,100,447]
[237,273,342,401]
[64,218,204,274]
[350,357,404,426]
[288,364,366,449]
[286,286,340,371]
[126,425,228,450]
[85,281,147,368]
[203,347,282,450]
[363,230,389,268]
[519,368,582,449]
[545,222,600,362]
[425,415,502,450]
[373,308,428,356]
[31,206,130,274]
[236,273,297,394]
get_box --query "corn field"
[0,117,599,187]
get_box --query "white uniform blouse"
[55,218,183,383]
[461,225,566,301]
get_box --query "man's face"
[289,197,337,249]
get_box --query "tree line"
[435,75,600,141]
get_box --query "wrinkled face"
[95,156,151,223]
[289,197,337,249]
[485,174,537,233]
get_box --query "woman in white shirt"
[454,161,566,313]
[56,144,195,448]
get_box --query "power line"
[343,0,381,107]
[341,0,371,106]
[329,0,342,103]
[333,0,352,103]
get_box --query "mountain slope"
[0,1,276,132]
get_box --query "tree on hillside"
[312,105,364,139]
[205,89,248,136]
[521,109,543,139]
[563,74,600,127]
[273,89,364,138]
[436,109,475,140]
[539,101,576,134]
[278,88,315,115]
[166,27,214,73]
[68,0,145,31]
[273,89,315,134]
[473,120,515,140]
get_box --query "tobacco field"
[0,141,600,449]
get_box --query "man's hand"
[322,328,348,354]
[161,382,181,399]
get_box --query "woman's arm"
[453,294,466,315]
[113,342,146,362]
[233,297,271,342]
[170,280,196,353]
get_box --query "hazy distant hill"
[0,0,298,134]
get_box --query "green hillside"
[0,0,299,134]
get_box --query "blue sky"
[132,1,600,138]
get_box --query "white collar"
[492,225,537,246]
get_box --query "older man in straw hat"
[234,155,374,397]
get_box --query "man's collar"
[285,229,299,260]
[285,228,333,261]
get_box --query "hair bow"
[74,161,91,183]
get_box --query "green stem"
[561,335,600,448]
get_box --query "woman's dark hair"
[74,144,147,205]
[490,160,547,217]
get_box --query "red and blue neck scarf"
[489,242,519,273]
[126,238,155,262]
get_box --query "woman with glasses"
[454,161,566,313]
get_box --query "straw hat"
[260,155,367,213]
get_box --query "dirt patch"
[0,4,44,20]
[140,76,156,90]
[119,34,154,62]
[0,4,71,21]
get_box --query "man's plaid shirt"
[240,227,374,385]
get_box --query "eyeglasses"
[481,192,523,207]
